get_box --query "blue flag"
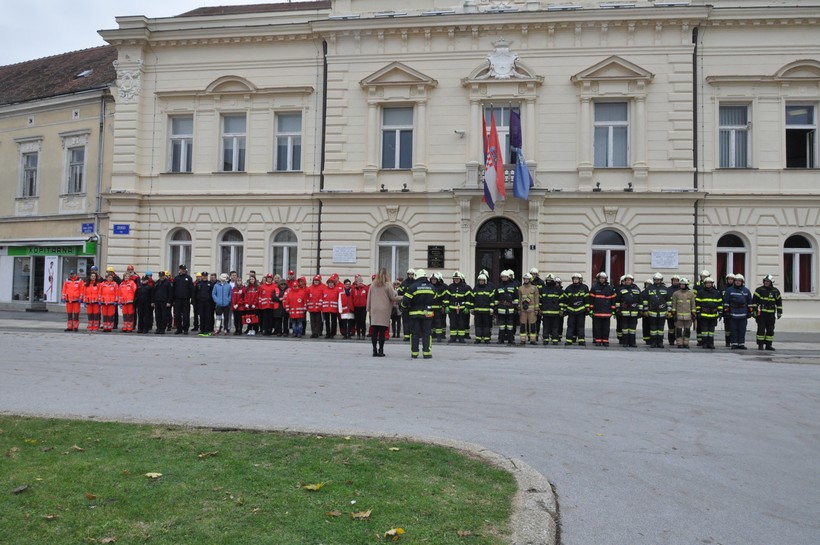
[510,110,533,201]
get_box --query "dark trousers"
[756,313,776,346]
[497,313,515,343]
[340,317,354,338]
[474,313,492,342]
[592,316,611,344]
[700,317,717,347]
[323,312,338,338]
[353,307,367,338]
[642,315,651,343]
[155,303,171,332]
[432,309,446,339]
[666,316,677,344]
[410,317,432,357]
[197,300,214,333]
[232,310,244,333]
[371,325,388,354]
[621,316,638,346]
[565,313,586,344]
[174,299,191,332]
[649,315,666,346]
[402,311,412,340]
[729,316,748,346]
[309,311,323,337]
[542,314,561,343]
[449,310,469,339]
[136,301,153,332]
[391,312,401,338]
[261,308,274,335]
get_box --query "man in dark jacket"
[195,272,215,336]
[134,273,154,334]
[173,264,194,334]
[401,269,436,359]
[152,271,173,334]
[589,271,616,347]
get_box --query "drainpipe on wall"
[692,26,700,280]
[316,40,329,275]
[94,91,108,269]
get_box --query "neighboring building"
[96,0,818,327]
[0,46,116,308]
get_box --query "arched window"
[784,235,814,293]
[377,227,409,280]
[591,230,626,281]
[717,234,747,289]
[219,229,244,277]
[271,229,298,277]
[168,228,192,272]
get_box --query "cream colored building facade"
[98,0,819,328]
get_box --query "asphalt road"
[1,317,818,545]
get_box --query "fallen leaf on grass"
[42,447,54,452]
[72,445,86,452]
[144,473,163,479]
[384,527,405,540]
[121,470,130,475]
[389,447,401,452]
[325,510,342,517]
[100,539,117,544]
[13,485,29,495]
[197,451,218,459]
[44,514,60,521]
[351,509,372,520]
[457,530,474,537]
[85,493,97,501]
[4,447,19,458]
[24,438,39,445]
[301,481,329,491]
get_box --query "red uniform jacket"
[62,277,84,302]
[350,283,369,308]
[338,289,353,316]
[99,281,119,305]
[257,282,281,310]
[306,280,325,312]
[243,286,260,311]
[322,282,343,313]
[117,278,137,304]
[231,285,246,311]
[284,280,307,319]
[83,282,100,304]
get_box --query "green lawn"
[1,416,515,544]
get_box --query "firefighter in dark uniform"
[615,275,626,345]
[695,276,721,350]
[589,272,616,347]
[173,264,195,334]
[539,274,563,345]
[152,270,173,334]
[397,268,416,341]
[640,277,653,344]
[529,268,544,341]
[693,269,711,345]
[753,274,783,351]
[723,273,753,350]
[562,273,589,346]
[430,272,447,341]
[444,271,472,343]
[494,270,518,345]
[722,273,736,347]
[615,274,642,348]
[643,272,669,348]
[665,274,681,346]
[471,273,495,343]
[401,269,436,359]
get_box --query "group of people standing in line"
[59,263,784,356]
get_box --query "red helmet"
[313,274,322,282]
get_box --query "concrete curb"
[3,412,558,545]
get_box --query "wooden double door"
[474,218,523,284]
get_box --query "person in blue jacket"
[723,273,753,350]
[211,273,234,335]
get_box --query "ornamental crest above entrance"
[475,39,530,80]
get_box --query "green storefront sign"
[8,245,92,257]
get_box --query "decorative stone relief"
[113,59,143,104]
[386,204,399,222]
[604,206,618,224]
[474,39,528,80]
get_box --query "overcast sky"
[0,0,288,66]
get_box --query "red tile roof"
[0,46,117,106]
[178,1,331,17]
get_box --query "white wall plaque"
[651,250,679,269]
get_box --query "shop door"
[475,218,523,284]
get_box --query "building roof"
[0,46,117,107]
[178,1,331,17]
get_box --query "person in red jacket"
[98,272,119,332]
[243,276,260,335]
[118,271,138,333]
[306,274,325,338]
[284,276,307,337]
[322,273,343,339]
[338,278,355,339]
[350,274,370,340]
[230,278,246,336]
[83,272,101,331]
[258,273,281,336]
[61,270,84,331]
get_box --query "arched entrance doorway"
[475,218,523,283]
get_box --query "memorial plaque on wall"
[427,245,445,269]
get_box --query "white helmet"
[545,273,555,281]
[619,275,626,283]
[597,271,608,278]
[734,274,745,282]
[763,274,775,284]
[671,274,681,280]
[452,271,464,279]
[700,269,711,278]
[726,273,736,280]
[477,273,487,282]
[554,277,562,284]
[523,273,533,280]
[433,272,444,281]
[680,277,690,286]
[624,274,634,281]
[406,268,415,276]
[645,278,653,286]
[571,273,583,280]
[500,270,510,278]
[653,272,664,280]
[529,267,539,275]
[704,277,715,284]
[415,268,427,278]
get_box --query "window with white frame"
[381,107,413,170]
[377,227,409,281]
[66,147,85,194]
[591,229,626,282]
[719,105,751,168]
[716,234,747,290]
[783,234,814,293]
[271,229,298,277]
[170,116,193,173]
[786,105,816,168]
[484,105,520,164]
[221,115,246,172]
[594,102,629,168]
[21,151,39,198]
[275,113,302,172]
[219,229,244,277]
[168,229,193,271]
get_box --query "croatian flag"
[510,110,534,201]
[483,112,506,210]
